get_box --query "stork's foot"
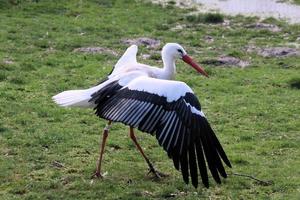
[147,166,168,179]
[91,171,104,179]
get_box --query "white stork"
[52,43,231,188]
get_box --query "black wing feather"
[180,150,189,184]
[172,151,180,170]
[195,136,209,188]
[189,143,198,188]
[91,81,231,188]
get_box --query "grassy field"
[0,0,299,199]
[293,0,300,5]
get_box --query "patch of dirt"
[245,23,281,32]
[246,45,300,57]
[73,47,118,56]
[202,56,250,68]
[122,37,161,48]
[260,47,300,57]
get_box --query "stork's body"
[52,43,231,188]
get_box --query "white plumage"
[52,89,92,108]
[126,77,193,102]
[52,43,231,188]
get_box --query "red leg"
[129,127,167,178]
[92,121,112,178]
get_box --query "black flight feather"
[90,81,231,188]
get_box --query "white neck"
[161,50,176,80]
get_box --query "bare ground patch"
[245,23,281,32]
[202,56,250,68]
[73,47,118,56]
[246,46,300,57]
[121,37,161,49]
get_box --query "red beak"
[182,55,209,78]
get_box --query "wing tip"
[226,160,232,168]
[183,177,189,185]
[203,182,209,188]
[192,180,198,188]
[129,44,138,50]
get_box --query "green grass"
[0,0,300,199]
[293,0,300,5]
[186,13,224,24]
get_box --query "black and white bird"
[52,43,231,188]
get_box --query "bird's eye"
[177,49,183,54]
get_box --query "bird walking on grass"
[52,43,231,188]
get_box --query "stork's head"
[162,43,209,77]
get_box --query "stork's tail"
[52,89,93,108]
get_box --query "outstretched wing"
[114,45,138,70]
[95,45,138,85]
[90,76,231,188]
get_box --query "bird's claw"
[91,171,104,179]
[147,167,168,179]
